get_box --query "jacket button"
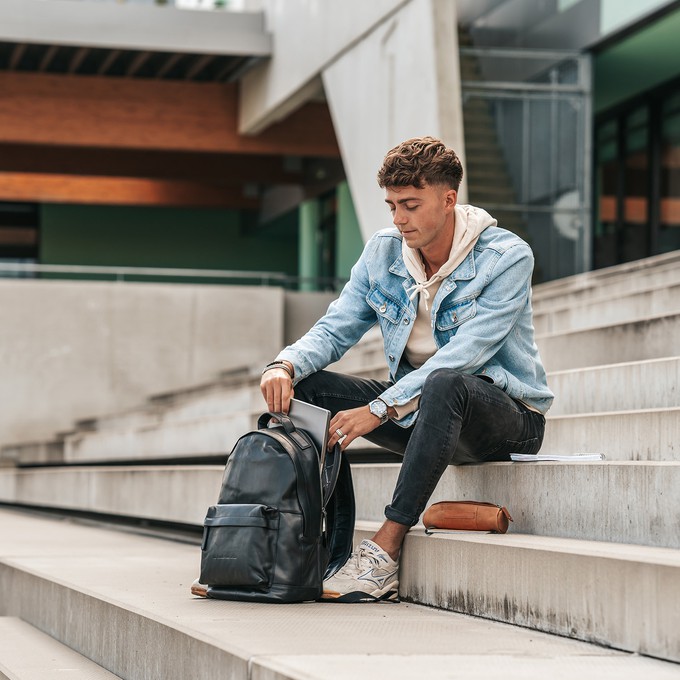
[389,354,395,362]
[379,303,387,313]
[453,313,458,322]
[403,318,410,325]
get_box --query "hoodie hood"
[403,204,496,309]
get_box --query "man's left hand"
[328,405,383,451]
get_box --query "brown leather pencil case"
[423,501,513,534]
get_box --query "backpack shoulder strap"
[323,453,355,579]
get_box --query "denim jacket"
[278,225,554,426]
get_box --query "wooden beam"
[9,43,26,70]
[97,49,120,76]
[39,45,59,72]
[0,172,259,209]
[69,48,90,74]
[127,52,151,78]
[0,72,339,157]
[0,144,305,184]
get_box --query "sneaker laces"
[338,544,384,578]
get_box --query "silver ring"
[338,435,347,445]
[335,429,344,438]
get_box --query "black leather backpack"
[200,412,355,603]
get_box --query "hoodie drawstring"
[405,279,441,311]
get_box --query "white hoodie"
[393,204,496,418]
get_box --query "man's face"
[384,183,457,252]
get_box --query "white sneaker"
[320,539,399,602]
[190,578,208,598]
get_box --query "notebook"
[287,398,331,454]
[510,453,606,462]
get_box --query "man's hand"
[328,405,383,451]
[260,363,294,414]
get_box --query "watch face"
[370,400,387,418]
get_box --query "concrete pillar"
[298,199,320,291]
[336,182,364,280]
[322,0,466,241]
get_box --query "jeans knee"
[419,368,470,418]
[293,371,323,402]
[422,368,466,398]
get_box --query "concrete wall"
[0,279,285,446]
[239,0,407,134]
[240,0,466,242]
[322,0,466,240]
[284,290,338,345]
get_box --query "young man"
[260,136,553,603]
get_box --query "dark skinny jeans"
[294,368,546,527]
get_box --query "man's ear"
[444,189,457,211]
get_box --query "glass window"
[621,106,649,262]
[0,203,39,279]
[659,91,680,252]
[594,119,619,268]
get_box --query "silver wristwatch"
[369,399,389,424]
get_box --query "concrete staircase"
[0,617,122,680]
[2,251,680,677]
[459,29,530,241]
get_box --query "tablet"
[287,398,331,454]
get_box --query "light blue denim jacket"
[278,225,554,426]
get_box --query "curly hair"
[377,136,463,191]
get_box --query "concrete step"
[465,167,511,185]
[2,459,679,549]
[0,617,122,680]
[5,316,678,465]
[543,407,680,461]
[533,260,680,310]
[60,410,256,464]
[329,348,675,417]
[536,311,680,371]
[462,98,493,114]
[75,377,263,437]
[468,186,517,203]
[533,281,680,333]
[1,509,679,672]
[19,407,377,467]
[0,440,64,466]
[532,251,680,307]
[352,461,680,548]
[0,465,219,527]
[466,158,509,175]
[354,521,680,664]
[335,312,680,374]
[549,357,680,415]
[0,333,386,465]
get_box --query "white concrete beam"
[322,0,467,241]
[238,0,409,134]
[0,0,271,56]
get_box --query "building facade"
[0,0,678,286]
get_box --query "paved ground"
[0,508,679,680]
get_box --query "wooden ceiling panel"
[0,144,305,184]
[0,172,259,209]
[0,72,339,157]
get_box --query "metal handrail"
[459,47,582,60]
[0,262,347,290]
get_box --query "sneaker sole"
[191,584,208,598]
[319,589,399,603]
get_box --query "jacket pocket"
[435,296,476,331]
[366,284,402,324]
[200,504,279,588]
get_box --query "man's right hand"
[260,363,294,414]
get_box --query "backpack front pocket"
[200,504,279,588]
